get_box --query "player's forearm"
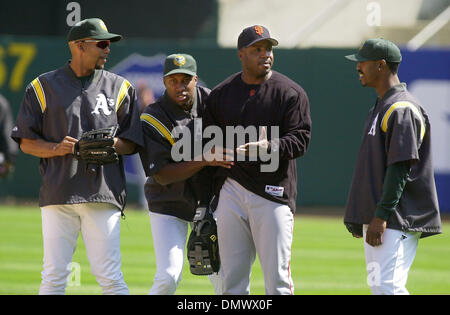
[153,160,207,186]
[20,138,69,158]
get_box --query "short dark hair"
[386,62,400,74]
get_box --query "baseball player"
[139,53,231,295]
[203,25,312,295]
[11,18,143,295]
[0,93,18,178]
[344,38,442,295]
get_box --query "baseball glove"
[187,205,220,275]
[74,125,119,165]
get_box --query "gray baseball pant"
[214,178,294,295]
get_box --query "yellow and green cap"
[163,54,197,77]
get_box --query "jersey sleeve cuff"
[374,206,392,221]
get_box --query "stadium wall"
[0,36,448,212]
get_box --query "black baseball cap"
[237,25,279,49]
[67,18,122,42]
[163,54,197,77]
[345,38,402,63]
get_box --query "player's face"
[239,40,274,79]
[356,60,381,87]
[163,73,198,110]
[79,39,111,70]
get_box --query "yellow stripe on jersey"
[116,79,131,112]
[140,113,175,146]
[31,78,46,113]
[381,101,425,141]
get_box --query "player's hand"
[236,126,269,158]
[366,217,387,247]
[203,146,234,169]
[54,136,78,156]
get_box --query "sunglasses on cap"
[78,39,110,49]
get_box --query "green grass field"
[0,205,449,295]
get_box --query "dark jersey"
[345,83,441,237]
[11,62,144,210]
[139,86,211,221]
[203,71,311,213]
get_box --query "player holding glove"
[11,18,143,295]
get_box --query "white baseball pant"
[39,203,129,295]
[363,225,421,295]
[215,178,294,295]
[148,211,223,295]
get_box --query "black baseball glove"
[74,125,119,165]
[187,204,220,275]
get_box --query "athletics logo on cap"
[254,25,264,36]
[99,20,108,31]
[174,55,186,67]
[164,53,197,77]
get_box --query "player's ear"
[379,59,387,71]
[237,48,244,61]
[76,41,85,52]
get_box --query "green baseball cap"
[345,38,402,63]
[163,54,197,77]
[67,18,122,42]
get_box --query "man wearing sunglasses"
[11,18,143,295]
[70,38,112,72]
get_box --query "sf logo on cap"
[254,25,264,36]
[174,55,186,67]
